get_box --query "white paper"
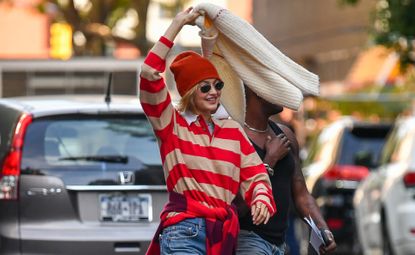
[304,215,325,255]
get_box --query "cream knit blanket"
[195,3,319,113]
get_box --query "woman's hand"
[251,201,271,225]
[173,7,201,27]
[164,7,201,42]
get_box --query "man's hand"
[319,229,337,254]
[251,201,271,225]
[264,132,291,166]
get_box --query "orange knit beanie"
[170,51,221,97]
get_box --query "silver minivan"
[0,95,167,254]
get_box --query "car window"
[303,123,343,166]
[0,106,20,164]
[20,115,165,186]
[380,128,400,165]
[337,126,390,168]
[389,123,415,164]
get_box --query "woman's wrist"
[163,20,185,41]
[163,23,182,41]
[172,17,187,27]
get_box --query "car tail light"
[403,172,415,188]
[0,113,32,200]
[323,165,369,181]
[326,218,344,230]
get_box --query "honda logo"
[118,171,135,185]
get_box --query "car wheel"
[381,213,394,255]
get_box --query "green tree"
[37,0,151,56]
[341,0,415,69]
[34,0,189,56]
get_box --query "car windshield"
[337,126,390,167]
[21,115,165,185]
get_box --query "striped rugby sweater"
[140,36,276,254]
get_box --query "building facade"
[253,0,375,84]
[0,0,376,97]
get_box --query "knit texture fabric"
[140,36,277,255]
[209,49,246,124]
[195,3,320,112]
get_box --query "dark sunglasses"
[199,81,224,93]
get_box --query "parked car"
[0,95,167,255]
[354,115,415,255]
[302,117,392,252]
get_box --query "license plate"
[99,193,152,222]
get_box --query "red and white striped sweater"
[140,36,276,254]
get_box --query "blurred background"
[0,0,414,143]
[1,0,415,254]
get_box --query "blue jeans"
[286,215,300,255]
[159,218,206,255]
[237,230,285,255]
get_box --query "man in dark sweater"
[236,86,337,255]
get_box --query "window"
[0,107,20,163]
[20,115,164,186]
[389,123,415,164]
[338,126,390,167]
[304,123,343,166]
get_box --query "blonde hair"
[177,86,198,114]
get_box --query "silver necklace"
[244,122,269,133]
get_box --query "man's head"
[244,85,283,115]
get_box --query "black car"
[0,95,167,255]
[302,117,392,252]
